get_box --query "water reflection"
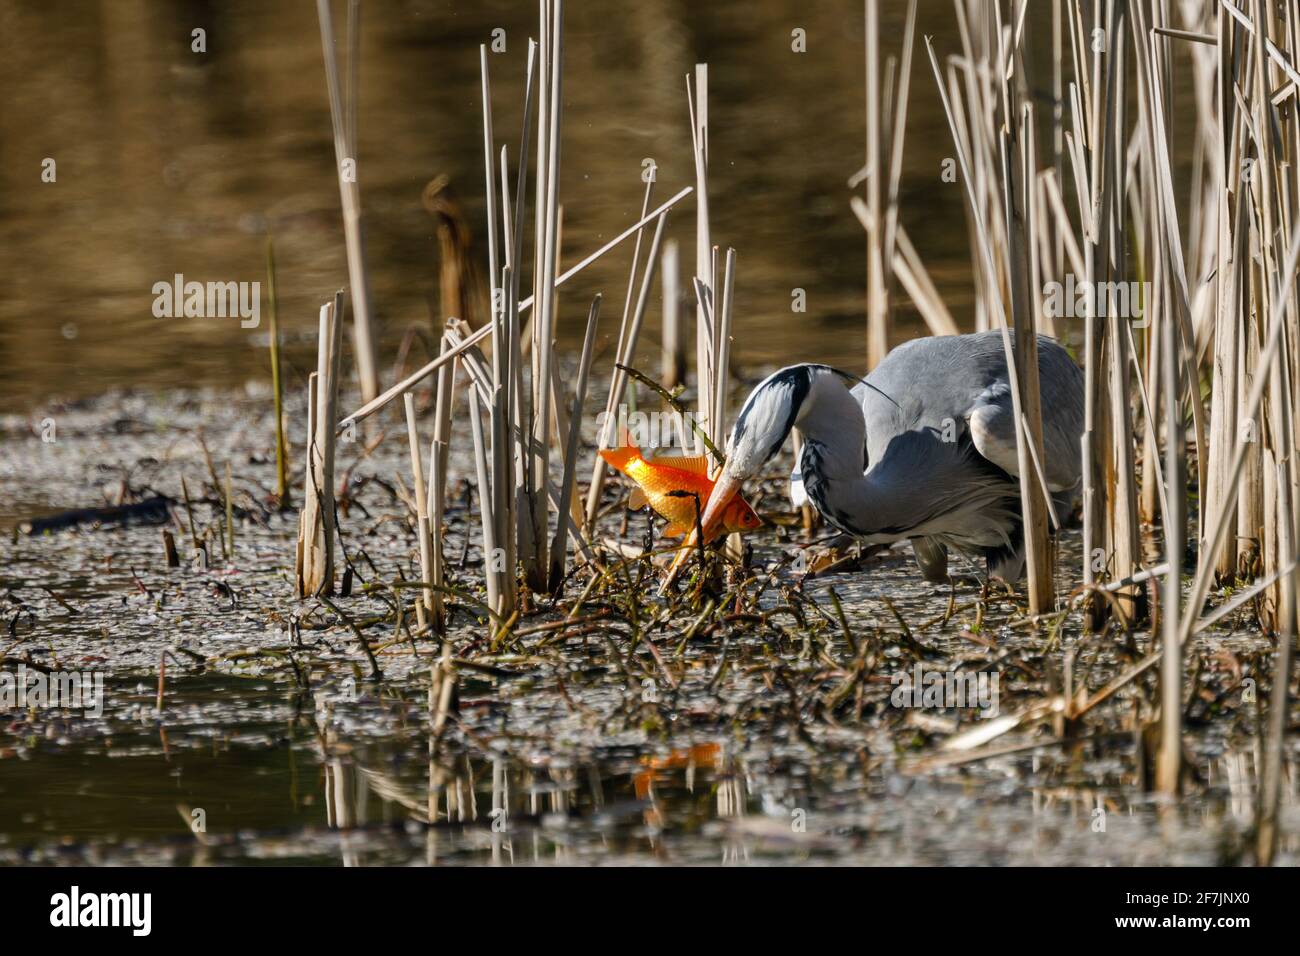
[0,668,1294,865]
[307,710,1294,866]
[0,0,975,411]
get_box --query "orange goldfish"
[599,443,763,542]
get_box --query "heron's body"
[709,331,1085,582]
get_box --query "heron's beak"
[699,473,742,542]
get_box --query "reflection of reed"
[324,757,366,829]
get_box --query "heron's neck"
[793,374,905,540]
[798,437,906,540]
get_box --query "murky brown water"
[0,0,985,413]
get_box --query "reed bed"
[271,0,1300,864]
[903,0,1298,862]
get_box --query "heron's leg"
[910,537,949,583]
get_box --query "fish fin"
[598,444,642,475]
[662,521,691,537]
[627,487,648,511]
[644,452,712,476]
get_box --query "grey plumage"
[723,330,1084,582]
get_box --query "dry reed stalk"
[480,44,500,332]
[466,383,501,617]
[404,393,434,635]
[223,461,234,561]
[316,0,378,403]
[1156,230,1184,797]
[1101,0,1141,626]
[712,249,736,455]
[581,178,654,534]
[425,335,458,636]
[294,373,317,589]
[1008,99,1053,616]
[863,0,888,369]
[524,0,565,593]
[584,212,672,532]
[339,187,692,431]
[503,143,531,603]
[266,236,289,507]
[924,27,1051,613]
[687,64,713,454]
[480,41,520,616]
[297,293,345,597]
[714,249,743,563]
[661,239,684,389]
[491,262,517,614]
[882,0,917,292]
[849,199,957,336]
[549,296,601,591]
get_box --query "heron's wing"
[857,330,1084,494]
[962,339,1084,493]
[965,379,1081,491]
[966,381,1022,480]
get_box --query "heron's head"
[698,365,814,540]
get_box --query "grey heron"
[697,330,1085,582]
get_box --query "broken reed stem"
[297,293,344,598]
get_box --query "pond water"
[4,0,1014,413]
